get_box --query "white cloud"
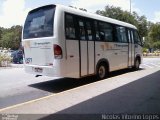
[0,0,30,28]
[71,0,140,13]
[152,11,160,23]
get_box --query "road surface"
[0,58,160,115]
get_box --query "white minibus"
[22,4,143,79]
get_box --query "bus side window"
[78,20,86,40]
[94,21,100,41]
[115,26,127,43]
[86,21,93,41]
[99,22,113,42]
[134,30,142,46]
[65,14,76,39]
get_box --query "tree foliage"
[149,23,160,42]
[146,23,160,49]
[0,25,22,50]
[96,6,136,25]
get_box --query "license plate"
[33,67,43,73]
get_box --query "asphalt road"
[0,57,160,112]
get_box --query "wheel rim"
[98,65,106,79]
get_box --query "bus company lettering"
[101,43,114,51]
[34,42,51,46]
[33,42,51,49]
[114,44,128,48]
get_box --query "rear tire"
[134,58,140,70]
[96,63,108,80]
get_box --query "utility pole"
[130,0,132,13]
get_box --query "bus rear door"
[78,18,95,77]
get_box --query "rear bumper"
[24,62,80,78]
[24,64,62,77]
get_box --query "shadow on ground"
[39,70,160,120]
[29,68,144,93]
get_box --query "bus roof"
[28,4,137,30]
[56,4,137,29]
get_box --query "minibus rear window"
[23,5,55,39]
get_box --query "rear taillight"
[54,44,62,59]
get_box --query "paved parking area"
[0,67,160,115]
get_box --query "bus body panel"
[117,43,128,69]
[65,40,80,78]
[95,42,129,72]
[128,42,134,67]
[80,41,88,76]
[22,38,68,77]
[88,41,95,75]
[80,40,95,77]
[131,30,136,66]
[23,38,54,66]
[95,42,116,71]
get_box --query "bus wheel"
[134,58,140,70]
[97,63,108,80]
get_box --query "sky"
[0,0,160,28]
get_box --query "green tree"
[149,23,160,42]
[0,27,4,47]
[1,32,14,48]
[148,23,160,49]
[141,21,155,50]
[96,6,137,25]
[136,15,148,37]
[11,25,22,50]
[0,25,22,50]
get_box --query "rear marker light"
[54,44,62,59]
